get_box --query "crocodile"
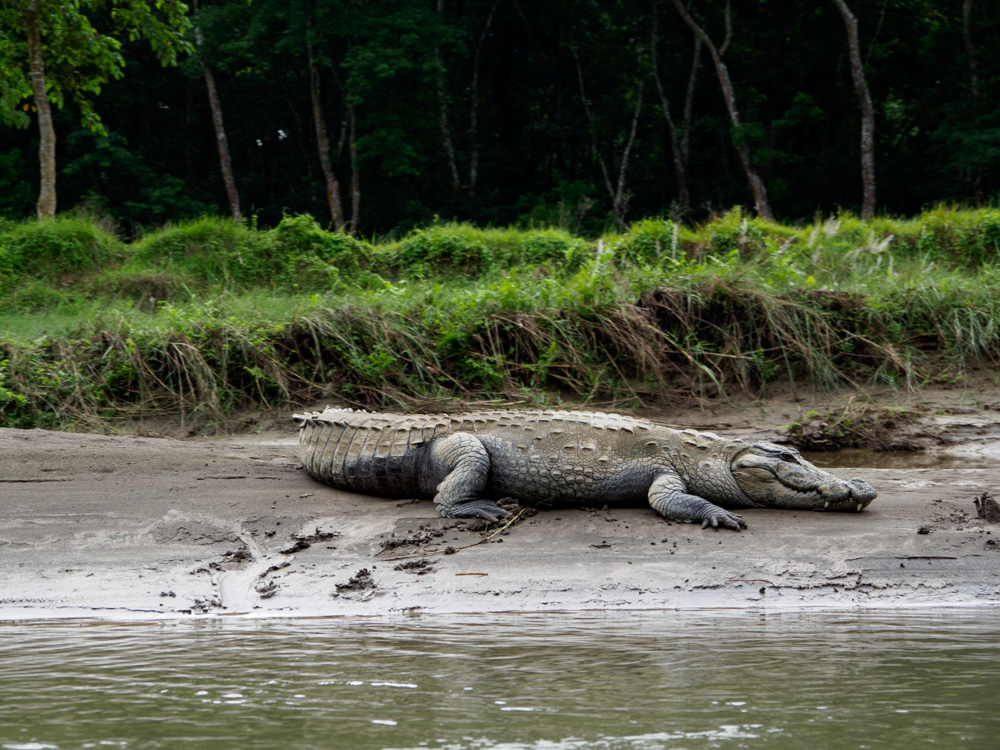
[293,407,877,530]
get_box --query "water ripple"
[1,610,999,750]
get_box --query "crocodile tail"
[294,408,439,498]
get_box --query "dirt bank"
[2,385,999,620]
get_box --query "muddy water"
[804,444,1000,470]
[801,448,993,470]
[2,610,998,749]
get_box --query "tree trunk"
[435,52,462,190]
[25,0,56,220]
[193,2,240,221]
[962,0,984,205]
[307,35,346,231]
[574,48,642,231]
[184,79,200,192]
[468,1,498,194]
[650,2,690,215]
[435,1,461,189]
[612,78,643,230]
[435,0,496,194]
[681,36,702,165]
[831,0,876,220]
[203,65,241,221]
[962,0,980,98]
[348,105,360,231]
[670,0,774,221]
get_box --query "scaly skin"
[293,408,877,530]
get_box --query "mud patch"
[394,559,435,575]
[254,560,290,599]
[376,518,476,557]
[222,545,254,564]
[182,596,223,615]
[334,568,377,601]
[783,404,931,451]
[280,528,340,554]
[374,502,539,565]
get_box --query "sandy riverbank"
[2,385,999,620]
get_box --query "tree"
[575,45,644,232]
[192,0,240,221]
[670,0,773,220]
[962,0,983,205]
[434,0,497,196]
[0,0,191,220]
[831,0,875,220]
[306,20,348,231]
[650,0,701,217]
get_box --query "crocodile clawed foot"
[440,499,511,522]
[700,510,747,531]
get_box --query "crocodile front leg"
[648,470,746,531]
[429,433,510,522]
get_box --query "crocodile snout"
[731,445,878,512]
[823,477,877,511]
[848,477,878,510]
[849,477,877,504]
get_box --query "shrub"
[613,219,684,264]
[0,215,120,292]
[955,209,1000,264]
[130,214,368,291]
[394,223,591,277]
[704,208,768,256]
[514,228,591,268]
[396,224,492,274]
[270,213,370,277]
[130,216,264,284]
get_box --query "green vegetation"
[1,207,1000,431]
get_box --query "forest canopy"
[0,0,997,234]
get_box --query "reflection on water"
[2,610,998,750]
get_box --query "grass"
[1,206,999,431]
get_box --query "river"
[2,610,997,749]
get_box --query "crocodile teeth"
[824,501,830,509]
[856,502,864,511]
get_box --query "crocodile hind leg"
[429,433,510,522]
[648,471,746,531]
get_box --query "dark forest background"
[1,0,998,235]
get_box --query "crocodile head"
[730,442,877,511]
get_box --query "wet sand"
[2,390,999,620]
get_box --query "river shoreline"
[2,385,999,621]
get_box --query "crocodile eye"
[779,451,797,462]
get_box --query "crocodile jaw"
[730,442,877,512]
